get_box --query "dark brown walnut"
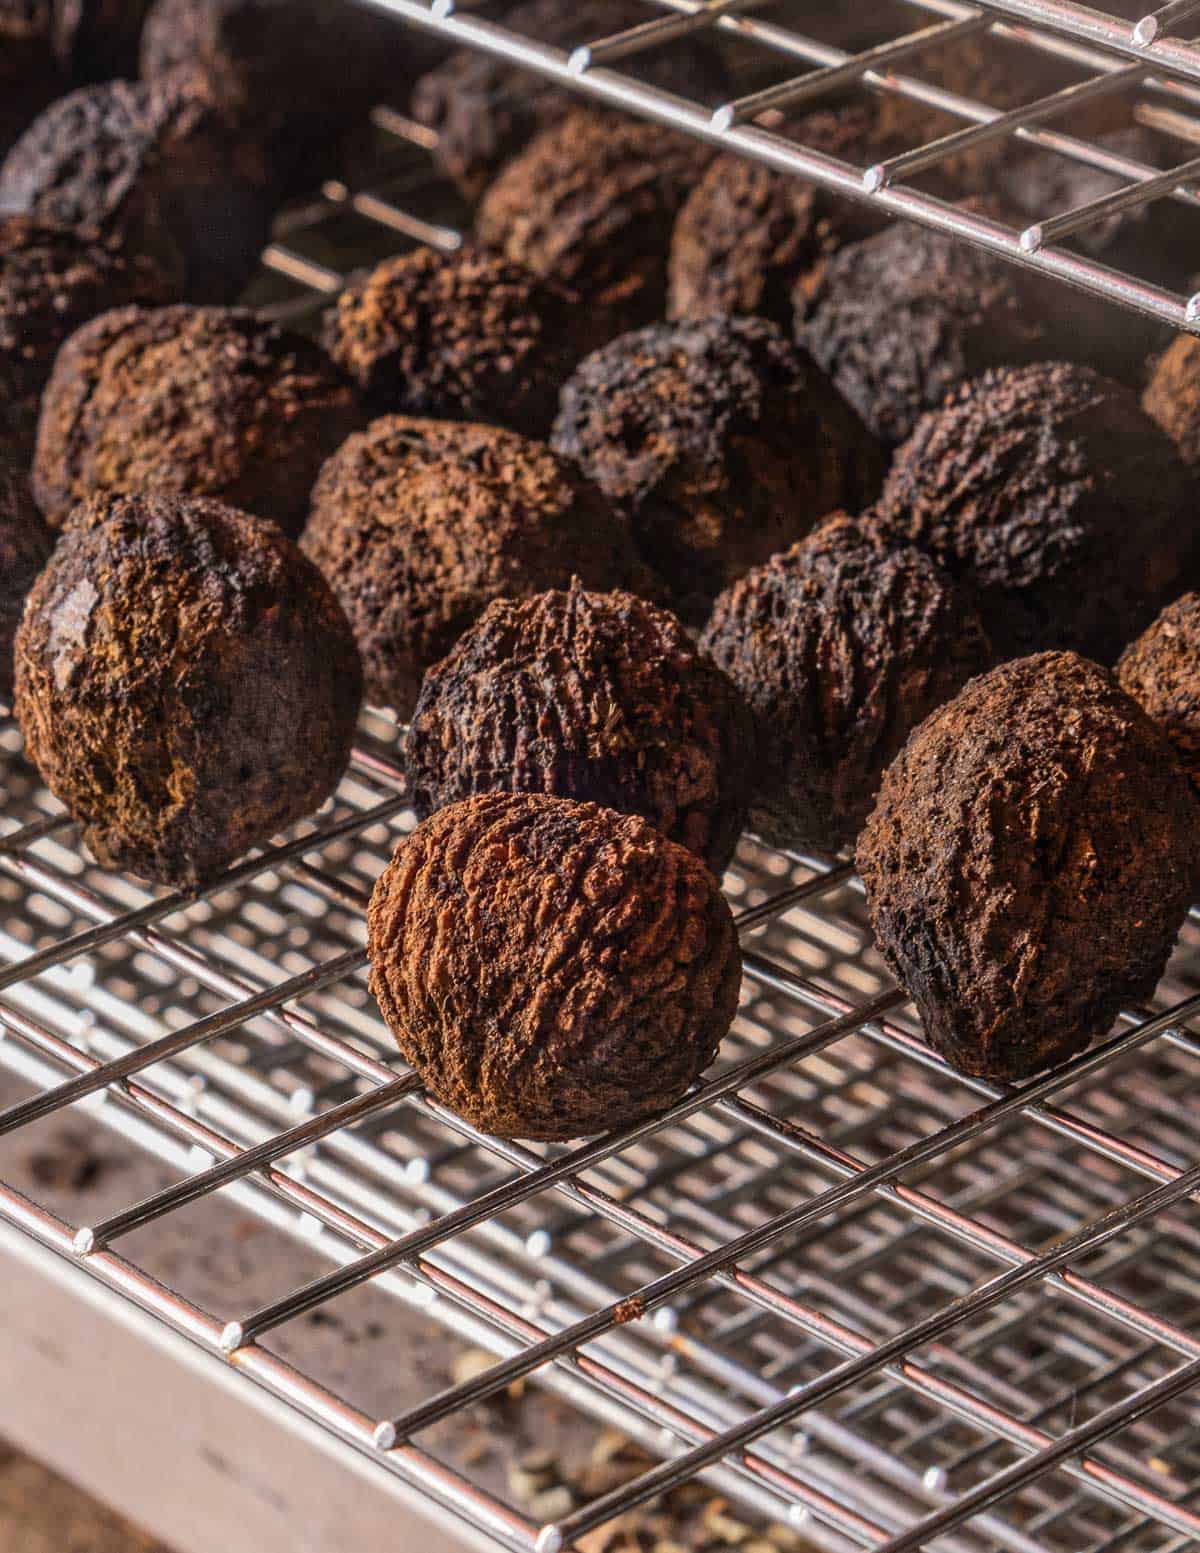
[475,110,717,337]
[301,417,649,717]
[322,247,601,437]
[0,449,52,699]
[33,304,361,536]
[1000,126,1199,291]
[1117,593,1200,791]
[368,792,741,1141]
[0,2,62,157]
[407,583,753,875]
[0,76,277,301]
[857,652,1199,1081]
[139,0,432,193]
[14,492,361,886]
[701,514,991,853]
[794,222,1059,445]
[1143,334,1200,470]
[872,362,1196,664]
[668,106,891,331]
[0,216,176,453]
[412,0,727,200]
[551,315,884,624]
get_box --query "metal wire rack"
[5,3,1200,1551]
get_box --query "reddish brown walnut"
[406,582,752,874]
[368,793,741,1141]
[475,110,716,339]
[858,653,1198,1081]
[302,418,650,718]
[15,492,362,885]
[1117,592,1200,791]
[33,304,360,535]
[323,247,600,438]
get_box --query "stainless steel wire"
[3,5,1200,1551]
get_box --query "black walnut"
[794,222,1057,445]
[1117,592,1200,791]
[407,582,753,875]
[857,652,1198,1080]
[322,246,600,438]
[475,110,716,338]
[33,303,361,536]
[412,0,727,199]
[14,492,362,886]
[301,417,649,717]
[0,215,176,453]
[0,450,53,700]
[368,792,741,1141]
[701,514,991,852]
[0,76,276,301]
[551,315,883,624]
[872,362,1196,664]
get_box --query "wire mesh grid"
[4,3,1200,1550]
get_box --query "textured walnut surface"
[858,652,1199,1081]
[1118,592,1200,791]
[412,0,727,199]
[1143,333,1200,470]
[701,514,991,852]
[139,0,423,190]
[794,222,1057,445]
[475,110,716,338]
[368,792,741,1141]
[872,362,1196,663]
[0,215,175,452]
[668,103,907,330]
[0,449,52,699]
[0,76,276,300]
[323,246,601,437]
[302,416,647,717]
[552,315,883,624]
[407,582,752,874]
[33,303,361,535]
[15,491,361,885]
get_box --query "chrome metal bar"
[1021,148,1200,247]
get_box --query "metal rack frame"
[4,4,1200,1551]
[353,0,1200,332]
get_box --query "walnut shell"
[551,315,883,624]
[794,222,1057,445]
[701,514,991,851]
[0,450,52,699]
[33,303,361,535]
[475,110,716,338]
[1143,334,1200,471]
[368,792,741,1140]
[407,583,752,874]
[14,491,362,885]
[0,76,277,301]
[1117,592,1200,791]
[302,417,649,718]
[872,362,1196,663]
[412,0,727,200]
[857,652,1198,1080]
[322,247,601,438]
[0,215,176,453]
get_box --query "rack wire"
[4,3,1200,1550]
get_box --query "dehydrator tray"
[4,4,1200,1551]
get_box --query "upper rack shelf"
[359,0,1200,333]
